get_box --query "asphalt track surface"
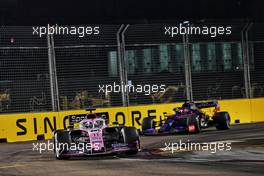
[0,123,264,176]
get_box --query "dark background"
[0,0,263,25]
[0,1,263,113]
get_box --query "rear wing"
[65,109,109,128]
[195,100,219,109]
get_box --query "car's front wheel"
[122,127,140,155]
[53,130,71,160]
[141,117,155,135]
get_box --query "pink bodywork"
[79,118,107,151]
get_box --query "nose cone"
[159,124,169,132]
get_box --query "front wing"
[57,142,139,157]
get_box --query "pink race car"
[53,109,140,159]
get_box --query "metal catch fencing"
[0,22,263,113]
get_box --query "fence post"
[117,24,130,106]
[183,33,193,101]
[117,25,126,106]
[121,24,130,106]
[241,23,253,98]
[47,34,60,111]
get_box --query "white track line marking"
[0,164,26,169]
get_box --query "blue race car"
[141,101,231,135]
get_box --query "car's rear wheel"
[214,112,231,130]
[187,115,201,133]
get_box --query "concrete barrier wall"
[0,98,263,142]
